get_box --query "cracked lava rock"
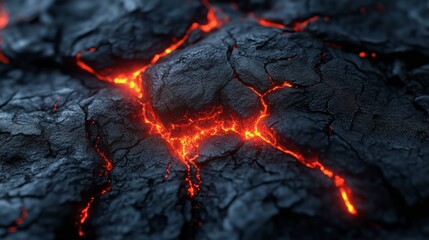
[1,0,429,239]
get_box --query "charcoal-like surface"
[1,0,429,240]
[241,0,429,57]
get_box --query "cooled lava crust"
[1,0,429,239]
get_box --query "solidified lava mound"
[1,0,429,239]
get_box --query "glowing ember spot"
[7,207,28,233]
[359,52,367,58]
[76,1,358,215]
[165,162,172,179]
[200,0,225,32]
[53,96,61,112]
[359,51,377,58]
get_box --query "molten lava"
[76,0,357,218]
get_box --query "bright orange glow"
[340,187,357,215]
[257,19,286,29]
[249,13,286,29]
[76,1,357,215]
[290,16,319,31]
[80,198,94,225]
[53,96,61,112]
[78,197,94,237]
[359,51,376,58]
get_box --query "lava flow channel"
[76,1,357,216]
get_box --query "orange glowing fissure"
[76,1,357,216]
[77,136,113,237]
[249,12,320,32]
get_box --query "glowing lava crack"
[75,2,357,234]
[77,134,113,237]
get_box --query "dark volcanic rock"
[1,0,429,240]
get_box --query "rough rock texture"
[1,0,429,239]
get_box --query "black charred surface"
[1,0,429,239]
